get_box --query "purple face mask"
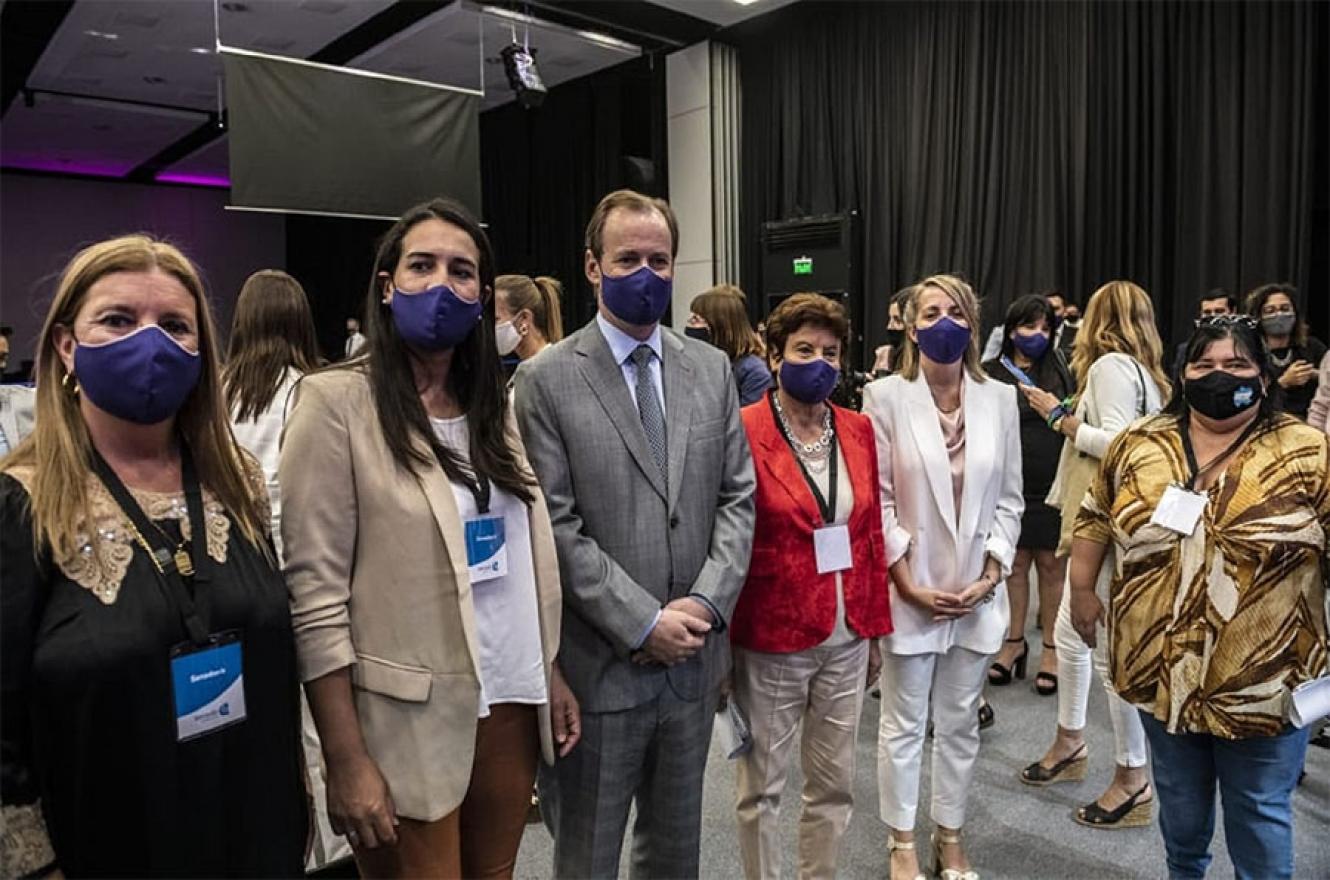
[780,358,839,404]
[600,265,673,326]
[74,324,201,425]
[915,316,972,365]
[391,284,482,352]
[1011,330,1050,359]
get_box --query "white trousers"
[1053,567,1149,767]
[876,645,989,830]
[734,639,869,880]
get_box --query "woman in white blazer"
[1018,281,1170,829]
[862,275,1023,880]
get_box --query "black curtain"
[285,214,391,363]
[480,55,668,333]
[732,0,1328,363]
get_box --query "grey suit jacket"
[0,385,36,451]
[514,320,756,713]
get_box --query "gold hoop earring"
[62,371,80,396]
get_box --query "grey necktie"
[630,344,667,479]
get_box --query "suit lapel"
[573,326,667,500]
[663,331,694,513]
[902,378,959,543]
[958,374,991,540]
[411,433,484,681]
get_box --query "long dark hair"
[1245,282,1307,347]
[225,270,321,421]
[998,294,1056,361]
[1162,317,1282,424]
[346,197,535,505]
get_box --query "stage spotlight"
[501,42,546,109]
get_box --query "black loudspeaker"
[760,212,863,367]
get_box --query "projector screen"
[222,47,481,219]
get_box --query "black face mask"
[1184,370,1263,421]
[684,326,712,345]
[883,328,905,347]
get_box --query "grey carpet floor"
[514,634,1330,879]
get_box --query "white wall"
[666,42,715,328]
[0,173,286,370]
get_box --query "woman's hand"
[1279,360,1317,389]
[549,664,582,758]
[866,638,883,687]
[1069,589,1104,648]
[1020,383,1061,419]
[899,583,973,621]
[954,576,996,609]
[325,750,398,850]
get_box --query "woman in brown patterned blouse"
[1071,315,1328,880]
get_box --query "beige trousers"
[733,639,870,880]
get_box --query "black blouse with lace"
[0,471,307,878]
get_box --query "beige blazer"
[278,368,562,822]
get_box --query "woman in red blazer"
[731,293,893,880]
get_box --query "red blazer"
[730,397,893,653]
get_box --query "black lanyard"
[768,393,839,525]
[1178,413,1261,491]
[90,443,210,645]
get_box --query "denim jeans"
[1139,710,1310,880]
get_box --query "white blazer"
[862,372,1024,656]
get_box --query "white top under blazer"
[861,372,1024,656]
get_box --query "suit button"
[670,515,680,528]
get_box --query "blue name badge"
[465,514,508,584]
[170,632,247,742]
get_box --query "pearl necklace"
[773,393,834,469]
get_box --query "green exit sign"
[792,256,813,276]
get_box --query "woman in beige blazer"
[280,198,579,879]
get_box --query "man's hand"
[549,664,581,758]
[639,607,710,666]
[666,596,715,626]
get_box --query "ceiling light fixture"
[575,29,637,53]
[733,0,762,6]
[189,47,213,55]
[83,30,120,40]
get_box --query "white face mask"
[495,320,522,356]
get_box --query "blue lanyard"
[1000,355,1036,386]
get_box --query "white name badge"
[1290,675,1330,729]
[170,633,247,742]
[465,514,508,584]
[1149,484,1208,536]
[813,524,853,574]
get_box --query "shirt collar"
[596,312,662,366]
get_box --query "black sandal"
[1020,743,1087,786]
[978,700,995,730]
[1035,642,1058,696]
[1074,783,1153,828]
[988,637,1027,686]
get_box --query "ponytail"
[532,276,565,342]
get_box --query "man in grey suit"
[514,189,755,878]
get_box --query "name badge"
[1150,484,1208,536]
[813,524,853,574]
[171,632,246,742]
[465,514,508,584]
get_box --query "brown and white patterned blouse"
[1075,412,1330,739]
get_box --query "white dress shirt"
[595,312,665,414]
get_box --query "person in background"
[1044,292,1078,357]
[1306,350,1330,432]
[514,189,755,879]
[1074,314,1326,880]
[872,288,911,376]
[495,274,564,362]
[0,384,34,456]
[687,285,772,406]
[0,326,11,375]
[1,235,307,877]
[730,293,892,880]
[344,317,367,359]
[1246,283,1325,421]
[281,198,577,878]
[1020,281,1170,830]
[1170,289,1236,383]
[863,274,1023,880]
[982,294,1074,696]
[223,269,348,875]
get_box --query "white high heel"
[932,830,979,880]
[887,832,927,880]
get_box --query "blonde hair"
[690,285,762,361]
[896,274,987,382]
[495,274,564,343]
[2,235,269,569]
[1069,281,1170,398]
